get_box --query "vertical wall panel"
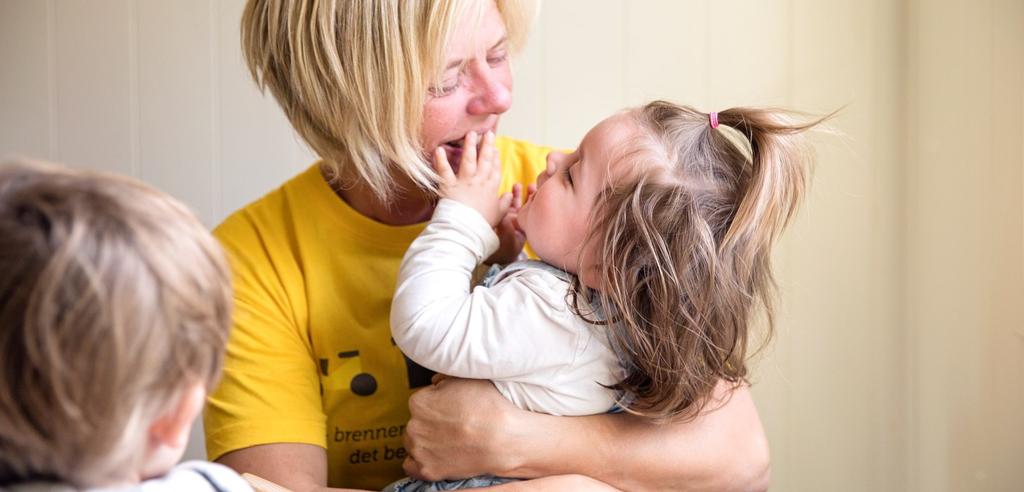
[0,0,52,160]
[216,0,312,224]
[538,0,625,148]
[137,0,215,225]
[499,9,545,146]
[53,0,133,175]
[911,1,984,489]
[908,0,1024,490]
[757,0,907,490]
[789,0,875,486]
[622,1,708,107]
[706,0,791,107]
[862,0,909,489]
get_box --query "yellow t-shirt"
[205,137,550,490]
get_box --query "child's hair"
[0,160,233,487]
[240,0,536,203]
[575,101,826,422]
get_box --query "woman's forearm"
[484,475,620,491]
[499,382,770,492]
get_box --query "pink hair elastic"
[709,112,720,129]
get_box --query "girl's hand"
[402,377,520,481]
[434,131,512,227]
[485,183,526,265]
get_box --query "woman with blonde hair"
[206,1,770,490]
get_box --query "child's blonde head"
[578,101,824,421]
[241,0,535,203]
[0,160,233,487]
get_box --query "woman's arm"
[217,443,371,492]
[403,378,770,492]
[484,475,620,491]
[218,442,620,492]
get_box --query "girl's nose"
[538,152,562,186]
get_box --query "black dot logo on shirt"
[337,350,377,396]
[319,350,378,397]
[318,343,435,396]
[350,372,378,396]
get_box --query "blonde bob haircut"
[241,0,536,203]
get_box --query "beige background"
[1,1,1022,490]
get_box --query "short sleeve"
[203,211,325,460]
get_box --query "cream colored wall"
[906,1,1024,491]
[1,1,1021,491]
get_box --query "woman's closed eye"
[487,50,508,66]
[488,39,509,66]
[429,79,460,97]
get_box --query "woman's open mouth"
[438,128,493,174]
[440,139,465,173]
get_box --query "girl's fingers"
[524,183,537,203]
[460,131,478,177]
[478,131,495,178]
[433,147,455,182]
[510,183,523,211]
[497,191,513,216]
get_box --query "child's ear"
[149,381,206,450]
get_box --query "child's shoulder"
[133,461,253,492]
[484,260,586,313]
[0,463,252,492]
[488,260,572,287]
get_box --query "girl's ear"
[149,381,206,450]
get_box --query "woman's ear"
[148,381,206,450]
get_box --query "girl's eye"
[563,165,574,187]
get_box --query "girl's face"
[517,113,642,284]
[422,1,513,173]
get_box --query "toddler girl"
[389,100,821,489]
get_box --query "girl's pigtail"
[709,107,822,337]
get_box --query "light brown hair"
[575,101,826,422]
[240,0,536,203]
[0,160,233,487]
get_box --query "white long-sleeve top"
[391,199,624,416]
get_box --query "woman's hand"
[402,376,522,481]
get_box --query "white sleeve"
[391,199,581,380]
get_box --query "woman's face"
[422,1,513,173]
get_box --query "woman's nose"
[467,66,512,116]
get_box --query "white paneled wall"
[0,0,50,158]
[55,0,134,175]
[1,1,1022,491]
[0,0,315,227]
